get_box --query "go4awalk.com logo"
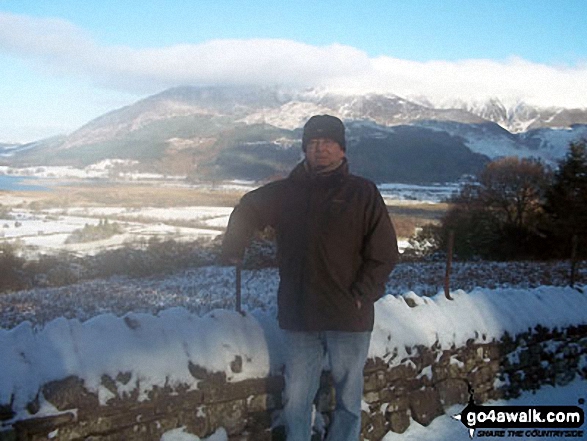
[453,392,585,439]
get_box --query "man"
[222,115,399,441]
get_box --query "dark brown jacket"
[222,160,399,332]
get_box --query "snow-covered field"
[378,182,459,203]
[0,166,455,258]
[2,203,422,257]
[0,166,236,257]
[1,261,585,330]
[0,205,231,256]
[0,162,458,201]
[0,161,183,181]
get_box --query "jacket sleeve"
[351,184,399,303]
[221,182,281,263]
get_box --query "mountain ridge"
[2,86,586,184]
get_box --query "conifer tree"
[544,141,587,257]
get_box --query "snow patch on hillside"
[238,101,334,129]
[520,125,587,162]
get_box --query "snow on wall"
[1,285,586,420]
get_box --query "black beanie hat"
[302,115,346,152]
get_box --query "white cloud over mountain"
[1,11,587,109]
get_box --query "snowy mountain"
[2,86,587,184]
[435,97,587,134]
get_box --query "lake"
[0,175,48,191]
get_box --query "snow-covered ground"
[45,206,234,227]
[0,164,456,257]
[382,379,586,441]
[2,203,423,257]
[1,260,585,441]
[1,262,586,425]
[378,182,459,203]
[0,206,230,256]
[1,282,586,440]
[0,161,183,181]
[1,261,584,329]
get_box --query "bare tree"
[413,156,551,260]
[479,157,551,231]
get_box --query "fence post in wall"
[570,234,578,288]
[235,263,242,314]
[444,230,454,300]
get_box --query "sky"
[1,0,587,143]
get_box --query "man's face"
[305,137,345,170]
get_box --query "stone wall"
[1,325,586,441]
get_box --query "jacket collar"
[289,158,349,181]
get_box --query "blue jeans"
[282,330,371,441]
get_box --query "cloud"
[1,11,587,108]
[333,56,587,108]
[109,40,372,90]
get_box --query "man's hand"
[355,298,362,310]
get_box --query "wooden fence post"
[444,230,454,300]
[235,263,242,313]
[570,234,578,288]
